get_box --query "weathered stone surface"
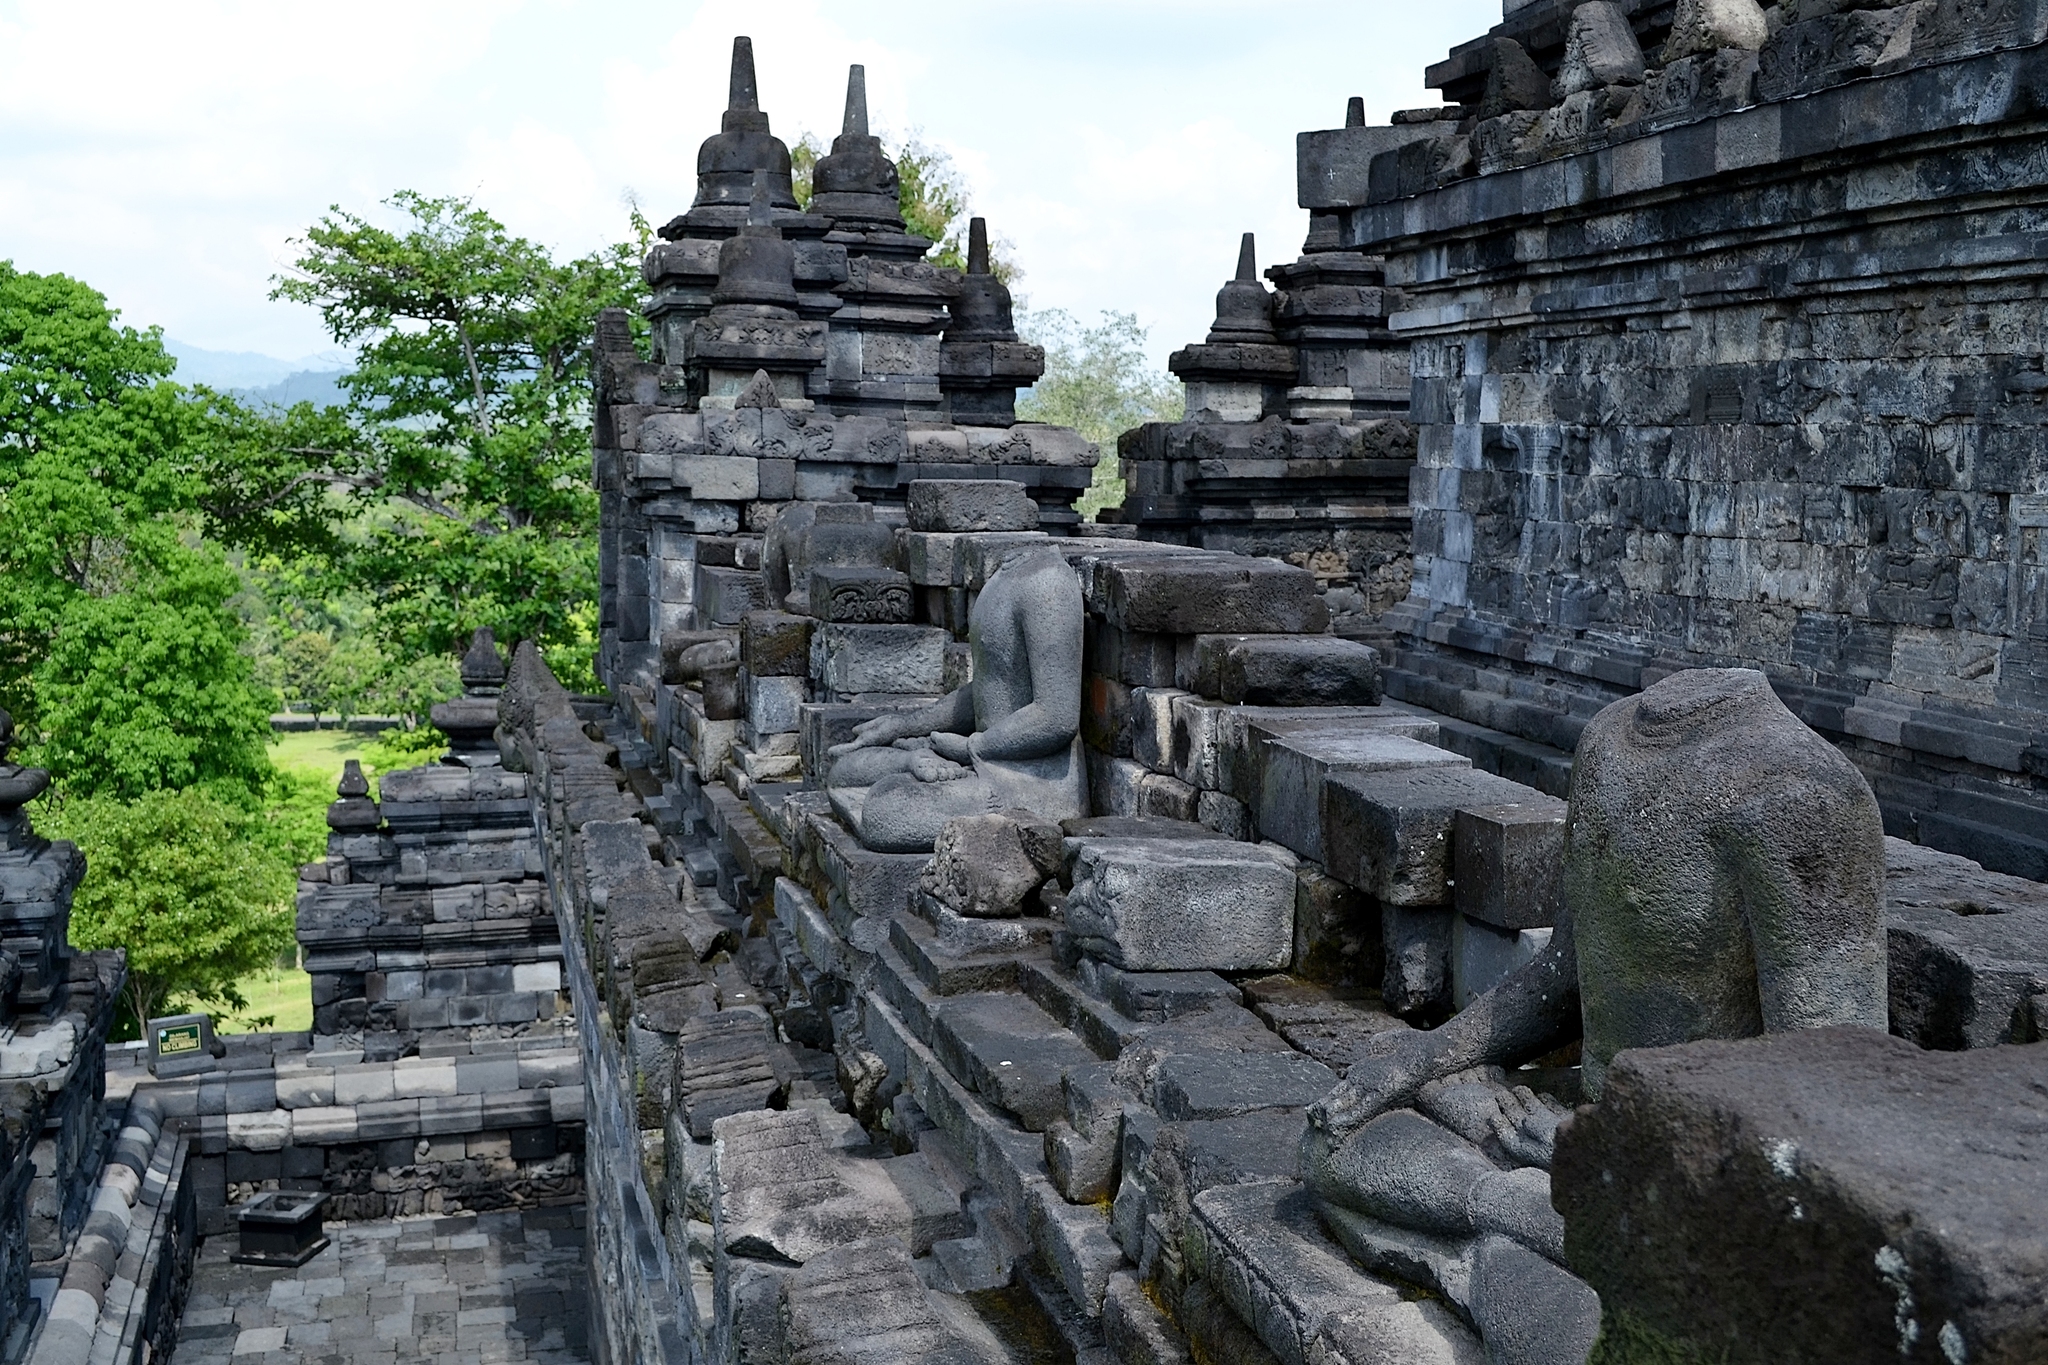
[1151,1051,1338,1121]
[1322,766,1534,907]
[1308,1109,1497,1237]
[906,478,1038,532]
[1256,728,1467,864]
[778,1236,983,1365]
[1566,669,1888,1095]
[1098,556,1330,636]
[1554,1,1644,97]
[1883,837,2048,1050]
[921,810,1063,919]
[808,565,914,624]
[1064,838,1297,972]
[810,623,948,696]
[1452,797,1567,931]
[1467,1234,1603,1365]
[1215,637,1382,707]
[741,610,812,676]
[1662,0,1770,62]
[1553,1028,2048,1365]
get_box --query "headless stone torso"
[827,546,1085,853]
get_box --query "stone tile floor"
[170,1205,589,1364]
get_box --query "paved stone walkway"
[170,1206,589,1364]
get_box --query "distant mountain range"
[164,337,351,410]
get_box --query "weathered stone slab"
[931,991,1099,1131]
[1256,728,1468,863]
[1451,797,1567,931]
[1322,766,1536,906]
[1151,1052,1339,1121]
[1099,555,1330,636]
[1554,1027,2048,1365]
[1883,837,2048,1050]
[1210,636,1383,707]
[906,478,1038,532]
[1064,838,1297,972]
[809,624,948,697]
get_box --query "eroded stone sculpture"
[826,543,1084,852]
[1307,667,1888,1198]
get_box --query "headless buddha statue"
[826,544,1085,853]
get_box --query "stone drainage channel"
[168,1205,589,1365]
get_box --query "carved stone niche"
[808,565,914,624]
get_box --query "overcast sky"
[0,0,1498,370]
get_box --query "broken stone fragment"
[921,809,1064,918]
[1662,0,1770,62]
[1063,837,1296,972]
[1480,37,1554,119]
[1555,0,1647,97]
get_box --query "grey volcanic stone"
[1553,1027,2048,1365]
[1452,798,1567,931]
[1216,636,1382,707]
[1566,669,1888,1096]
[1323,766,1533,907]
[778,1236,987,1364]
[1099,555,1330,636]
[906,478,1038,532]
[1256,728,1466,864]
[921,811,1060,919]
[1883,837,2048,1050]
[1467,1234,1602,1365]
[1064,838,1296,971]
[1662,0,1770,62]
[1383,904,1454,1020]
[1308,1109,1497,1236]
[741,610,811,677]
[1554,1,1645,97]
[1151,1051,1339,1121]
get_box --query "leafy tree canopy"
[0,263,284,794]
[1015,309,1183,520]
[268,192,648,689]
[46,787,297,1036]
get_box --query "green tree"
[268,192,648,691]
[1016,310,1183,520]
[0,263,288,794]
[46,787,297,1036]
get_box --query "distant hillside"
[164,337,350,410]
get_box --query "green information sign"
[157,1023,203,1056]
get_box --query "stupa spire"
[1346,96,1366,127]
[1235,232,1257,282]
[967,217,990,276]
[729,36,759,112]
[843,64,869,138]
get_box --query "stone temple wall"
[1303,0,2048,877]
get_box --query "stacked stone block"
[296,759,560,1048]
[1311,1,2048,876]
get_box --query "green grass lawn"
[216,963,314,1034]
[213,729,376,1036]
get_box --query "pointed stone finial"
[337,758,369,799]
[1346,96,1366,127]
[729,36,759,112]
[734,369,783,409]
[747,169,775,227]
[967,218,990,276]
[1205,232,1277,343]
[843,65,869,138]
[460,627,505,693]
[1235,232,1257,282]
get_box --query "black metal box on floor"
[231,1190,331,1268]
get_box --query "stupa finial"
[1235,232,1257,283]
[967,218,990,276]
[843,65,869,138]
[729,36,759,112]
[1346,96,1366,127]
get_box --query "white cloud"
[0,0,1499,366]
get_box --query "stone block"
[1198,789,1253,841]
[923,811,1063,919]
[1383,904,1455,1020]
[1064,838,1296,971]
[1257,729,1469,864]
[907,478,1039,532]
[1151,1052,1339,1120]
[808,565,914,624]
[1130,686,1186,772]
[1136,772,1200,822]
[743,672,809,735]
[511,961,561,994]
[1199,635,1384,707]
[810,624,948,697]
[694,564,767,626]
[1883,837,2048,1050]
[676,452,759,502]
[1099,555,1330,635]
[931,991,1099,1132]
[740,610,811,677]
[1452,797,1567,930]
[1554,1028,2048,1365]
[1323,766,1536,906]
[1450,914,1552,1010]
